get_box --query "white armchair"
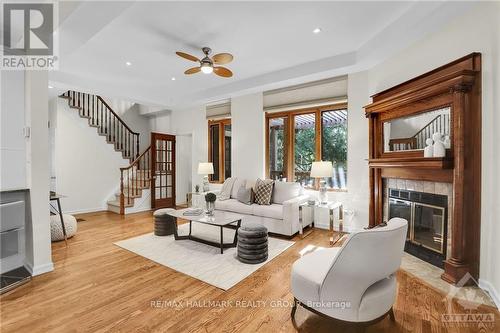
[290,218,408,329]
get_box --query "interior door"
[151,133,176,209]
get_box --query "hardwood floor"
[1,211,498,332]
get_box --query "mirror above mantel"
[383,106,451,153]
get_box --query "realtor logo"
[3,3,53,55]
[2,2,58,69]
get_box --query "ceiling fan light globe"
[201,64,213,74]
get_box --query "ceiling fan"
[176,47,233,78]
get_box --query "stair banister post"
[136,134,140,159]
[120,169,125,215]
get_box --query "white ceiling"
[50,1,476,108]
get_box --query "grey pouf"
[237,223,268,264]
[153,208,176,236]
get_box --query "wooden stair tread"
[107,200,133,208]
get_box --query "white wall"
[358,2,500,303]
[175,134,192,204]
[1,71,27,190]
[231,93,265,180]
[53,97,129,213]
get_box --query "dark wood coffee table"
[167,209,243,254]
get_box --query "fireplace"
[388,188,448,268]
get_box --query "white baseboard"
[65,206,108,215]
[479,278,500,309]
[25,261,54,276]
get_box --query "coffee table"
[167,209,243,254]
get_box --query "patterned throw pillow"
[254,179,274,205]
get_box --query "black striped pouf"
[153,208,175,236]
[237,223,268,264]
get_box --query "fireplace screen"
[413,203,445,253]
[388,188,447,268]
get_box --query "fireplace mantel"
[364,53,482,285]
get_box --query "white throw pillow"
[231,178,247,199]
[272,181,302,204]
[217,178,235,201]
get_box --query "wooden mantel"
[364,53,482,285]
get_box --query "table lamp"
[310,161,333,204]
[198,162,214,192]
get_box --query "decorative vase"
[424,138,434,157]
[205,201,215,216]
[432,132,445,157]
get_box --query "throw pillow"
[236,186,253,205]
[272,181,302,204]
[254,179,274,205]
[217,177,235,201]
[231,178,247,199]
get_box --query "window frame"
[265,103,348,191]
[208,118,231,183]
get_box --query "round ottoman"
[50,214,77,241]
[153,208,176,236]
[237,223,268,264]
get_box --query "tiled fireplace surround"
[382,178,453,261]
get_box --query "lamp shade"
[197,162,214,175]
[310,161,333,178]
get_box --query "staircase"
[59,90,152,214]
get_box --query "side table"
[299,202,344,244]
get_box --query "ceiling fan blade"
[213,66,233,78]
[212,53,233,65]
[184,67,201,75]
[176,51,200,62]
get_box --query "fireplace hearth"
[388,188,447,268]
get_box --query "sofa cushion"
[272,181,302,204]
[254,179,274,205]
[217,177,235,201]
[252,204,283,220]
[231,178,246,199]
[215,199,253,215]
[236,186,253,205]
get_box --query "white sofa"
[211,178,309,236]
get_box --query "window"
[266,104,347,190]
[294,113,316,187]
[321,110,348,190]
[208,119,231,182]
[268,117,288,180]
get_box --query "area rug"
[114,223,294,290]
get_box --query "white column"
[231,93,264,180]
[24,70,53,275]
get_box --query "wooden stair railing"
[119,146,151,214]
[389,113,450,151]
[60,90,140,160]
